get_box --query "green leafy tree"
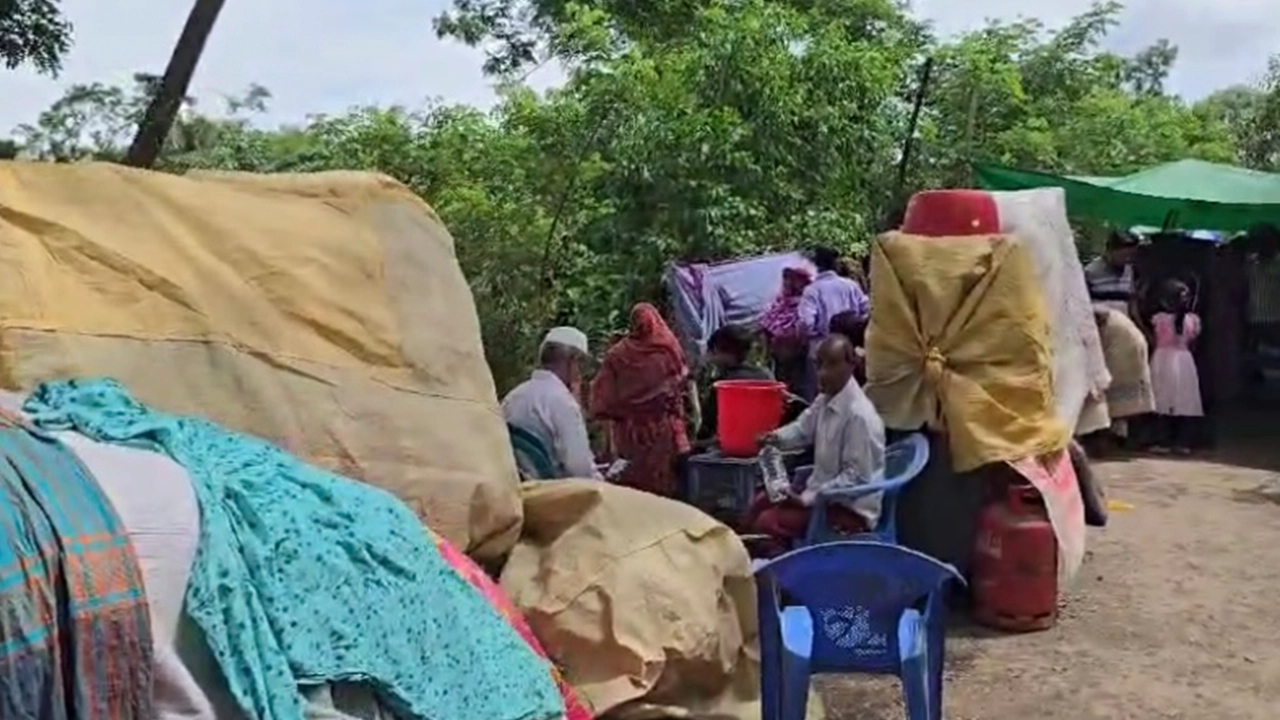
[915,0,1234,189]
[11,73,269,162]
[3,1,1272,388]
[0,0,72,74]
[1193,55,1280,172]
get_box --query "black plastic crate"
[685,451,761,527]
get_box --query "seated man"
[502,327,600,479]
[745,334,885,556]
[697,324,774,446]
[828,310,868,386]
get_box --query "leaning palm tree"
[124,0,226,168]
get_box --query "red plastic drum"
[901,189,999,237]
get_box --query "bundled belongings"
[0,162,520,560]
[22,378,565,720]
[502,481,828,720]
[0,388,588,720]
[0,412,153,720]
[666,252,814,361]
[866,230,1068,471]
[868,189,1086,583]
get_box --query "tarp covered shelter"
[665,251,813,362]
[975,159,1280,232]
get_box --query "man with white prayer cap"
[501,326,600,478]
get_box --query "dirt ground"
[820,412,1280,719]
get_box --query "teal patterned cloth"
[24,379,564,720]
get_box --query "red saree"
[590,303,690,497]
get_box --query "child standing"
[1149,279,1203,454]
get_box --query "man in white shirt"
[502,327,600,479]
[747,334,886,552]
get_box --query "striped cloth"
[0,416,153,720]
[1084,257,1133,314]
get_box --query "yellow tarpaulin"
[865,232,1067,471]
[0,161,522,560]
[500,481,828,720]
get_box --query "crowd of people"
[1082,229,1208,455]
[500,222,1275,551]
[501,245,878,552]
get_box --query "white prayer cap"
[541,326,589,356]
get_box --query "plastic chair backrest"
[877,432,930,537]
[508,423,560,480]
[755,541,961,675]
[883,433,929,487]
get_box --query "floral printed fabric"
[431,530,594,720]
[760,294,804,339]
[24,378,564,720]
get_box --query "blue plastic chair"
[754,541,964,720]
[802,432,930,545]
[507,423,560,480]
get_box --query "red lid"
[901,190,999,237]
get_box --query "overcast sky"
[0,0,1273,133]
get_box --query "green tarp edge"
[973,163,1279,233]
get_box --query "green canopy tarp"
[974,159,1280,233]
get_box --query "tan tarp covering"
[0,161,521,560]
[501,481,825,719]
[866,232,1068,471]
[1093,306,1155,420]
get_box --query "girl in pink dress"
[1149,279,1203,454]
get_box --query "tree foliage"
[0,0,71,74]
[4,0,1279,389]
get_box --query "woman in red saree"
[590,303,691,497]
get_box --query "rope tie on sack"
[923,345,949,429]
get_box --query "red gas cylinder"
[972,482,1059,632]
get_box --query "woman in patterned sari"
[760,266,813,396]
[590,303,691,498]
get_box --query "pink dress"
[1150,312,1203,417]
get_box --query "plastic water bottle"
[758,446,790,503]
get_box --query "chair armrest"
[815,478,897,501]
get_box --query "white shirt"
[502,369,598,479]
[773,378,886,526]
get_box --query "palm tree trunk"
[124,0,226,168]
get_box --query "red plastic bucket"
[714,379,786,457]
